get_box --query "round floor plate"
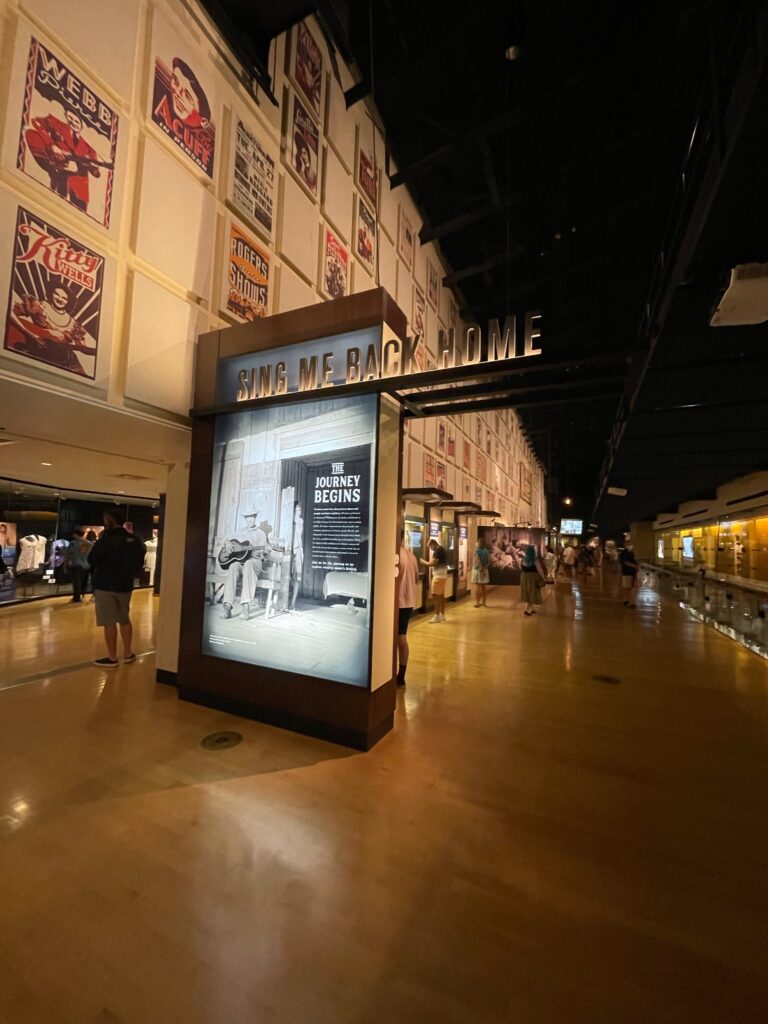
[201,731,243,750]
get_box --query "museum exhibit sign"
[177,289,543,749]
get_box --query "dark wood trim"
[179,685,395,751]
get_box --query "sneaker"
[123,653,137,664]
[93,657,119,668]
[429,614,441,623]
[438,613,446,622]
[222,603,232,619]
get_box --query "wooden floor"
[1,574,767,1023]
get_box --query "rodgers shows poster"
[152,52,215,177]
[203,395,376,687]
[17,38,118,228]
[357,143,378,211]
[230,117,275,238]
[413,283,426,337]
[225,221,269,323]
[5,206,104,380]
[290,95,319,197]
[322,228,348,299]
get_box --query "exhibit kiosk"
[174,288,544,749]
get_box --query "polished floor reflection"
[1,573,767,1023]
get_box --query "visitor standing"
[396,531,419,687]
[562,542,577,578]
[65,528,92,603]
[619,542,640,608]
[471,536,490,607]
[421,538,449,623]
[88,508,146,667]
[543,544,557,581]
[518,543,546,616]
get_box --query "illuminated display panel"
[202,394,377,687]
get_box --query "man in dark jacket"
[88,508,146,667]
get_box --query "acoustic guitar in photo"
[218,540,265,570]
[25,122,115,177]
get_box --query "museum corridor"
[1,575,767,1024]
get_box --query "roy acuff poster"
[357,141,378,211]
[477,526,546,585]
[398,207,415,270]
[356,196,376,275]
[17,38,118,228]
[5,206,104,380]
[427,261,439,308]
[322,228,348,299]
[225,221,269,323]
[291,21,323,117]
[231,116,275,238]
[290,95,319,197]
[152,52,216,178]
[203,394,376,687]
[413,283,426,337]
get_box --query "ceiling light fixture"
[563,496,573,506]
[505,44,522,61]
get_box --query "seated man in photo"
[219,511,270,619]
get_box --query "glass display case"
[0,478,159,604]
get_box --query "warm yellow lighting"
[563,496,573,506]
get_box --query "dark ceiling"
[204,0,768,535]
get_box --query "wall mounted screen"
[203,394,377,687]
[560,518,583,534]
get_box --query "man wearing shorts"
[397,531,419,687]
[89,508,147,667]
[619,542,640,608]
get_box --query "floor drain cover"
[593,674,621,685]
[201,731,243,750]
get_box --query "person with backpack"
[88,508,146,667]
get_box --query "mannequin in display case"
[16,534,47,573]
[144,530,158,586]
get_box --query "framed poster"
[424,452,436,487]
[398,207,414,270]
[486,428,492,455]
[437,418,446,453]
[17,38,118,228]
[357,134,378,211]
[519,463,532,503]
[436,460,447,492]
[289,94,319,198]
[427,261,439,309]
[475,484,483,506]
[447,428,456,459]
[476,451,487,484]
[288,21,323,118]
[151,50,216,178]
[355,196,376,275]
[203,394,375,687]
[321,227,349,299]
[463,478,471,501]
[223,219,270,323]
[463,439,472,473]
[228,114,276,240]
[5,206,104,380]
[413,282,426,337]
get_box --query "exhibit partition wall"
[177,290,405,749]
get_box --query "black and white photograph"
[477,526,546,585]
[203,394,377,687]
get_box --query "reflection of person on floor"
[289,503,304,613]
[221,512,269,619]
